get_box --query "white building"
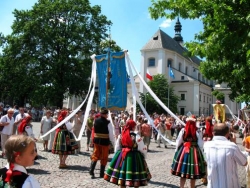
[127,18,240,117]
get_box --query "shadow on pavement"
[36,155,47,160]
[148,180,179,188]
[80,152,91,156]
[66,165,89,171]
[147,150,163,153]
[195,182,207,187]
[28,168,50,175]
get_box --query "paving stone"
[0,122,246,187]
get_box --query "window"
[179,63,182,71]
[148,58,155,67]
[203,96,205,102]
[198,73,200,80]
[207,97,209,103]
[181,76,185,80]
[181,94,185,100]
[185,66,188,74]
[180,108,185,115]
[167,59,172,68]
[199,94,201,101]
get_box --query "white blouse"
[175,128,204,152]
[115,132,147,158]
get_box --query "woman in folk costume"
[52,110,78,168]
[171,115,206,188]
[203,116,213,141]
[104,120,151,187]
[18,116,34,138]
[200,116,213,185]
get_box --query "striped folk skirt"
[52,129,78,155]
[171,142,206,179]
[104,150,151,187]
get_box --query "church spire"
[173,17,183,45]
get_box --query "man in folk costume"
[89,107,115,179]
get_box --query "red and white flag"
[146,69,153,81]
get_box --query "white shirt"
[204,136,247,188]
[13,164,40,188]
[0,115,14,135]
[108,122,115,147]
[15,113,29,127]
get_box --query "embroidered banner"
[95,51,127,110]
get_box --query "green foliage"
[0,0,112,107]
[137,74,179,114]
[99,39,122,53]
[211,90,224,101]
[149,0,250,103]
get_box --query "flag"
[146,69,153,81]
[169,67,175,79]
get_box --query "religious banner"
[95,51,127,110]
[212,100,226,123]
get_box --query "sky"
[0,0,203,71]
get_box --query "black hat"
[100,107,108,114]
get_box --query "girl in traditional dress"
[52,110,78,168]
[104,120,151,187]
[203,116,213,141]
[171,115,206,188]
[201,116,213,185]
[0,135,40,188]
[18,116,35,138]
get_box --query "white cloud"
[159,19,172,28]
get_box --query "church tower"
[173,17,183,46]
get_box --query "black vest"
[11,171,29,188]
[94,117,110,146]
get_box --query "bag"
[36,134,44,143]
[0,116,7,132]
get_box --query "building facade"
[127,19,240,117]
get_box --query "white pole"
[168,64,170,108]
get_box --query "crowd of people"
[0,102,249,187]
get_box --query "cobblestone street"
[0,122,246,188]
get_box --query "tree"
[212,90,225,103]
[149,0,250,103]
[137,74,179,114]
[0,0,112,107]
[99,38,123,53]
